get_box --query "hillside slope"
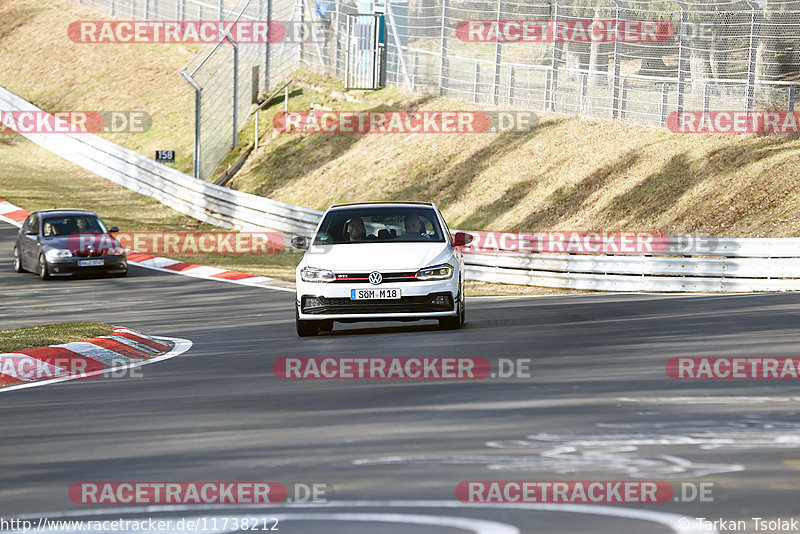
[233,71,800,238]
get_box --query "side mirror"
[452,232,474,248]
[26,229,37,236]
[291,236,309,250]
[108,226,119,233]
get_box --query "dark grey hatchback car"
[13,209,127,280]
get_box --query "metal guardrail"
[4,84,800,293]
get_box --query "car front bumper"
[296,278,459,321]
[46,256,128,276]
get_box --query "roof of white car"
[329,201,435,210]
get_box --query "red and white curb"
[0,198,294,292]
[0,326,192,393]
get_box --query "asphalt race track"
[2,219,800,533]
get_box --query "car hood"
[302,242,453,272]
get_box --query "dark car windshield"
[41,215,107,237]
[313,207,445,245]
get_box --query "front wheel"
[13,246,25,273]
[38,254,50,281]
[439,293,465,330]
[296,307,320,337]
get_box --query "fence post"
[744,1,760,112]
[265,0,272,91]
[492,0,503,106]
[611,0,623,118]
[181,71,202,180]
[299,0,305,64]
[676,4,687,115]
[546,0,563,111]
[579,72,587,115]
[334,0,342,76]
[228,35,239,150]
[219,0,224,20]
[385,0,411,89]
[439,0,449,96]
[110,0,115,17]
[144,0,150,20]
[411,52,418,91]
[472,62,480,103]
[153,0,158,19]
[131,0,136,18]
[660,81,668,124]
[508,66,515,105]
[790,86,797,111]
[703,82,710,114]
[619,76,627,118]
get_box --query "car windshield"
[42,215,107,237]
[313,207,445,245]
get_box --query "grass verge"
[0,322,114,353]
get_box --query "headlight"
[301,266,336,283]
[44,249,72,261]
[415,263,454,280]
[107,246,126,256]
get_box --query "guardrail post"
[439,0,449,96]
[492,0,503,106]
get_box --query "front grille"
[302,293,454,314]
[333,271,419,283]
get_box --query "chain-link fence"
[70,0,800,181]
[304,0,800,124]
[72,0,298,180]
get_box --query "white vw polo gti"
[292,202,472,336]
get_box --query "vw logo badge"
[369,271,383,285]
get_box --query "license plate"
[351,288,401,300]
[78,259,104,267]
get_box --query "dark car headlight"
[415,263,454,281]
